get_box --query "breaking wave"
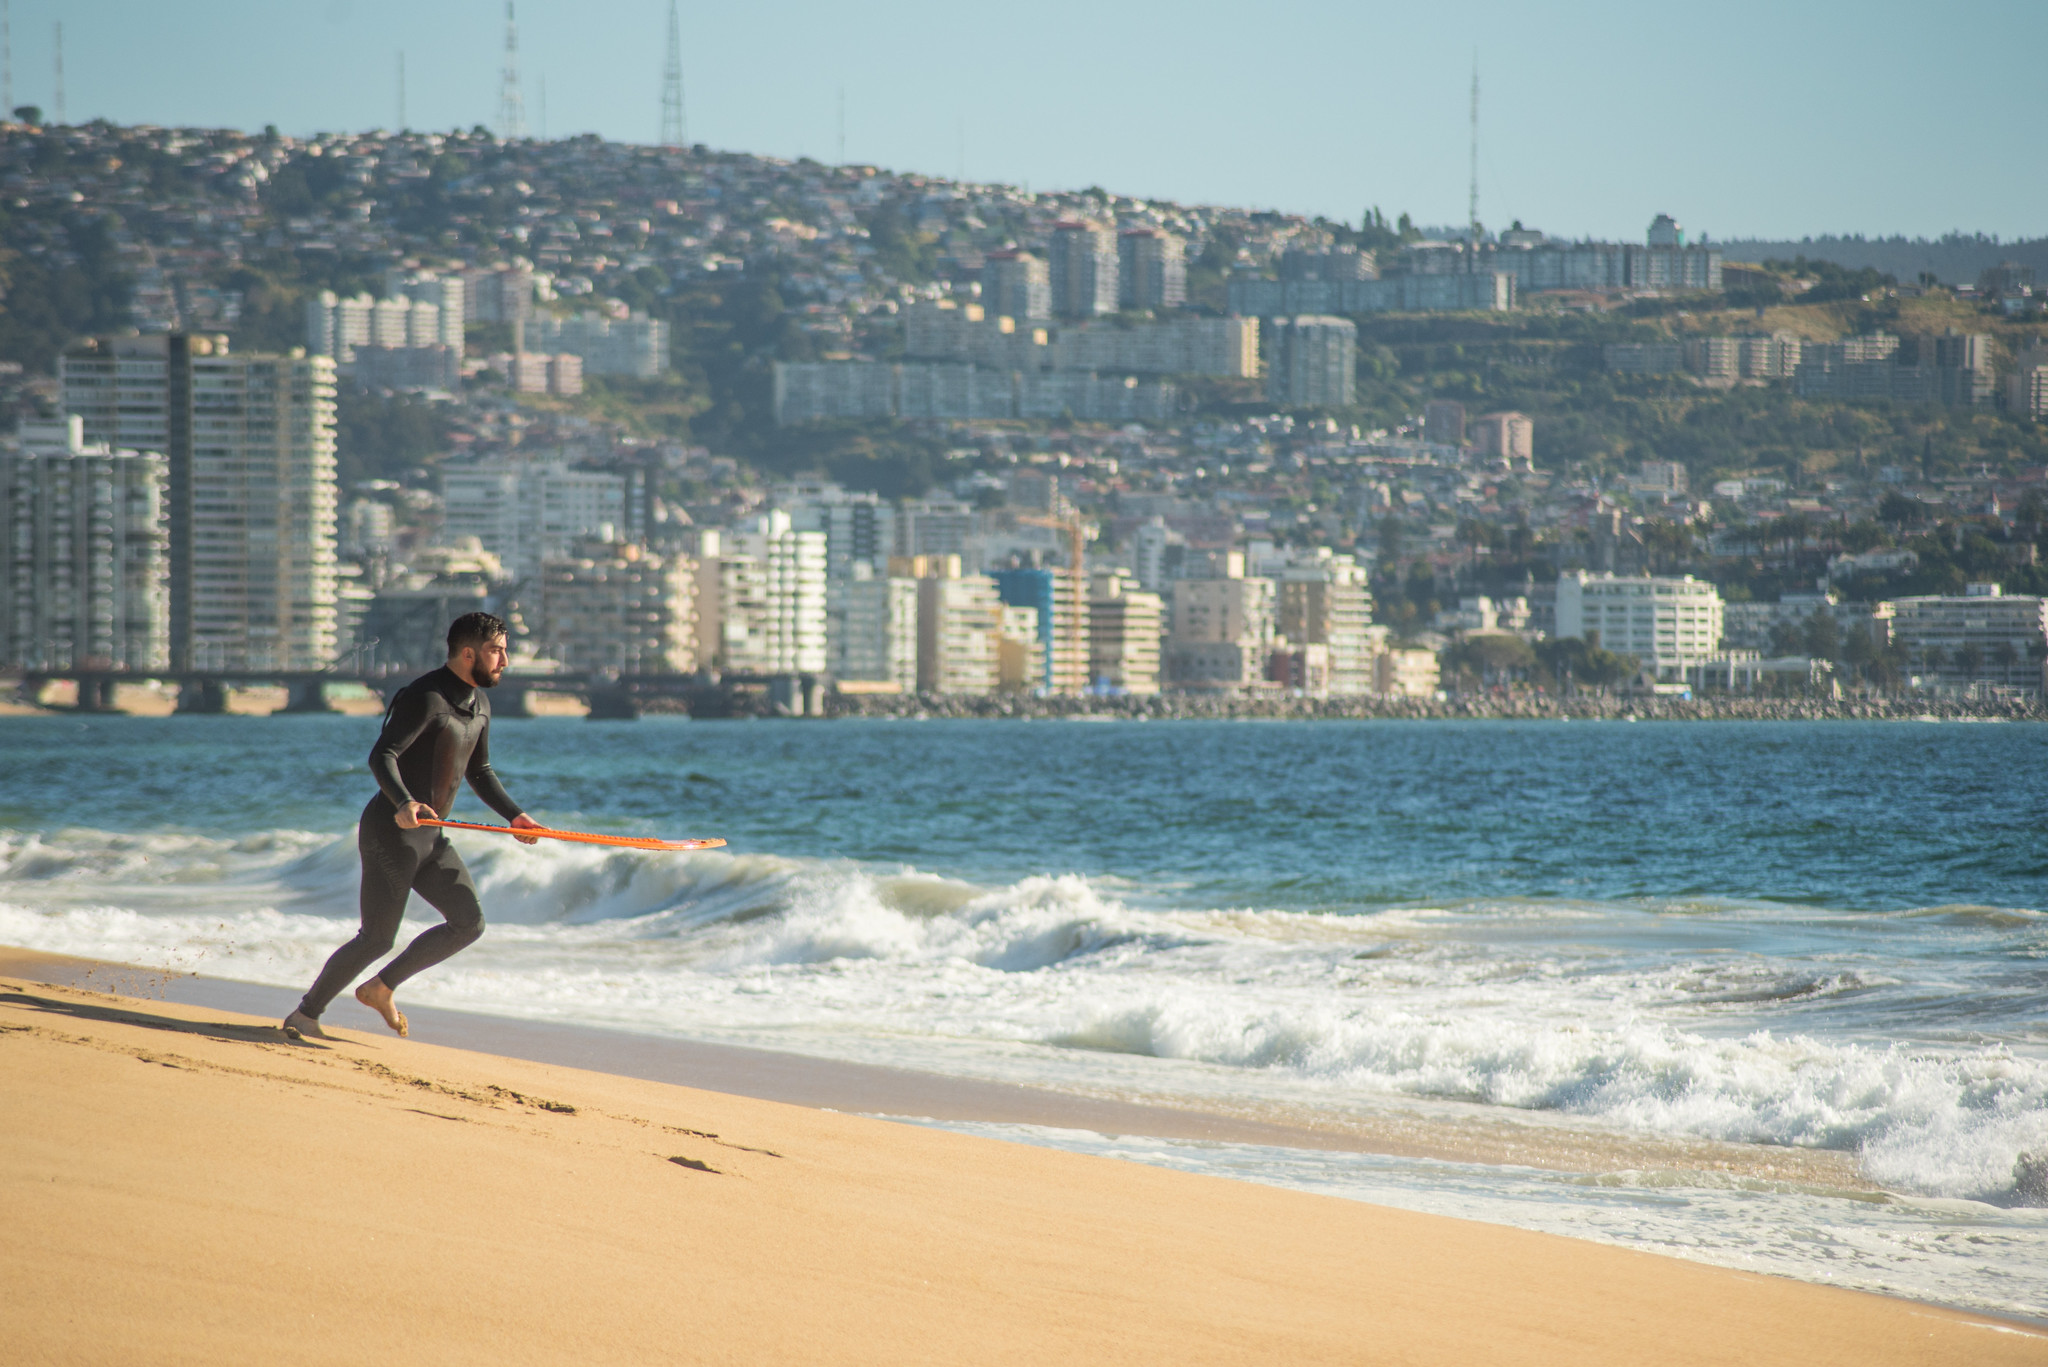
[3,822,2047,1202]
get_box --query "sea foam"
[4,821,2047,1203]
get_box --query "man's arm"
[465,719,540,843]
[368,686,433,812]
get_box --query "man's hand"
[395,801,435,830]
[510,813,542,845]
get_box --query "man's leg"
[368,834,485,1004]
[289,823,419,1035]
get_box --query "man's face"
[463,634,510,688]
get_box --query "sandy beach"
[2,950,2041,1366]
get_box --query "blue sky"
[19,0,2047,240]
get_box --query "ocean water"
[3,715,2047,1316]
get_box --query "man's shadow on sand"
[0,988,371,1051]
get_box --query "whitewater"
[3,715,2045,1315]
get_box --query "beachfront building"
[715,510,829,674]
[61,333,339,672]
[1165,565,1277,692]
[0,416,169,672]
[1374,647,1441,699]
[1088,570,1163,695]
[1884,584,2047,693]
[1267,547,1374,695]
[532,538,697,675]
[1556,571,1724,680]
[828,561,919,693]
[906,557,1004,694]
[990,566,1091,696]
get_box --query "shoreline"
[821,691,2045,722]
[3,693,2041,722]
[0,947,1872,1191]
[4,956,2043,1363]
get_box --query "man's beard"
[473,663,502,688]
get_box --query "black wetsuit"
[298,666,524,1018]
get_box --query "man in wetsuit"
[284,612,540,1041]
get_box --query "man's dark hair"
[447,612,508,655]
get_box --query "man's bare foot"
[282,1009,330,1041]
[355,979,409,1037]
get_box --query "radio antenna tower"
[2,0,12,122]
[497,1,525,140]
[1467,52,1479,260]
[51,19,61,124]
[659,0,686,147]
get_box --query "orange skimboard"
[418,818,725,852]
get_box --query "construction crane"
[1010,511,1090,695]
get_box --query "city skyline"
[2,0,2041,242]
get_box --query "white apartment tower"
[0,416,170,671]
[915,567,1004,694]
[717,510,828,673]
[61,334,339,672]
[1556,571,1724,678]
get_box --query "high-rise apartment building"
[1117,229,1186,310]
[440,460,628,580]
[716,510,828,673]
[990,566,1090,695]
[1269,549,1374,695]
[306,292,374,362]
[1049,222,1119,320]
[384,268,467,350]
[981,250,1051,322]
[913,562,1003,694]
[2008,347,2048,420]
[779,480,901,583]
[0,416,169,671]
[1265,316,1356,409]
[1166,571,1276,691]
[828,561,918,691]
[533,537,696,674]
[61,334,338,671]
[308,285,461,362]
[1088,569,1163,695]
